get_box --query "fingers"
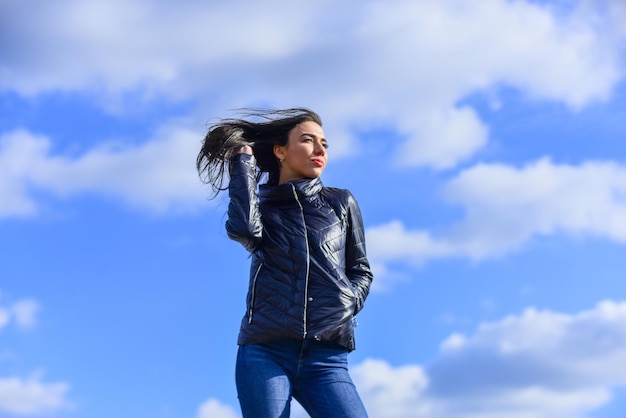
[237,145,254,155]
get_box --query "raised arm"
[225,148,263,252]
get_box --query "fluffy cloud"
[3,0,619,105]
[195,398,239,418]
[1,0,623,171]
[393,107,488,170]
[367,158,626,284]
[0,0,322,97]
[0,127,208,219]
[352,359,431,418]
[443,158,626,254]
[10,300,39,329]
[0,296,39,331]
[0,292,70,416]
[1,1,625,221]
[348,300,626,418]
[0,375,72,416]
[204,300,626,417]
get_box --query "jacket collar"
[259,177,323,202]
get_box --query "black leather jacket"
[226,154,373,351]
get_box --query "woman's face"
[274,121,328,185]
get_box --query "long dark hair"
[197,107,322,197]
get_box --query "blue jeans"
[236,339,368,418]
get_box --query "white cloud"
[350,300,626,418]
[0,0,624,218]
[0,295,39,331]
[365,220,452,291]
[0,127,209,219]
[195,398,238,418]
[0,0,322,98]
[0,375,72,416]
[394,107,488,170]
[193,300,626,417]
[367,158,626,284]
[0,309,9,330]
[0,293,70,416]
[0,131,43,219]
[443,158,626,254]
[1,0,624,171]
[352,359,431,418]
[11,300,39,329]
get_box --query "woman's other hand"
[237,145,253,155]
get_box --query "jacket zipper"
[248,262,263,324]
[291,184,310,339]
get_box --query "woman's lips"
[312,158,325,167]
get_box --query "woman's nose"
[314,142,326,155]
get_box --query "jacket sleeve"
[345,191,373,314]
[225,153,263,252]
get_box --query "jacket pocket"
[337,273,357,313]
[248,262,263,324]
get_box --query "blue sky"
[2,0,626,417]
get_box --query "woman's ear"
[273,144,285,161]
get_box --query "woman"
[197,108,373,417]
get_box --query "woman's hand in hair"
[237,145,254,155]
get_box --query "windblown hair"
[197,107,322,197]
